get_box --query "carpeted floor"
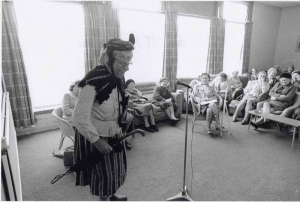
[17,113,300,201]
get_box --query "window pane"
[114,0,161,11]
[177,16,210,78]
[223,22,245,75]
[223,1,248,22]
[14,2,85,111]
[119,10,165,83]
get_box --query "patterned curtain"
[2,2,35,128]
[83,1,119,73]
[206,17,225,74]
[163,10,177,92]
[242,22,253,73]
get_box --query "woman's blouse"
[62,93,77,121]
[269,82,296,102]
[244,80,269,98]
[193,84,217,102]
[210,77,232,95]
[125,88,143,100]
[229,77,243,89]
[73,85,122,143]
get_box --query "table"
[248,110,300,148]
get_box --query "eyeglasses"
[114,58,132,69]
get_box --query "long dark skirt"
[74,129,127,197]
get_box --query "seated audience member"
[152,77,179,125]
[250,68,258,80]
[229,70,243,91]
[125,79,158,133]
[292,70,300,90]
[251,73,297,128]
[192,73,226,135]
[267,67,278,90]
[232,71,269,124]
[285,65,295,74]
[210,72,232,102]
[62,80,80,125]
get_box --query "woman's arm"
[269,82,280,97]
[62,94,74,116]
[73,85,100,143]
[274,86,297,102]
[152,86,166,101]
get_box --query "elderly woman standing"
[232,71,269,124]
[152,77,179,125]
[251,73,297,128]
[73,38,134,201]
[192,73,226,135]
[229,70,243,91]
[210,72,232,102]
[125,79,158,132]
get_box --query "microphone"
[176,80,192,89]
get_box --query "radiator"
[1,92,23,201]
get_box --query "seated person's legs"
[232,99,247,122]
[241,100,253,124]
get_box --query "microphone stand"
[167,87,193,201]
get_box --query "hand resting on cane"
[93,138,113,155]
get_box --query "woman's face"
[112,51,133,79]
[127,82,135,90]
[219,76,226,82]
[258,73,266,81]
[251,69,256,74]
[292,73,300,82]
[280,78,291,86]
[268,70,277,79]
[232,71,238,77]
[72,84,79,96]
[201,75,210,84]
[160,79,169,87]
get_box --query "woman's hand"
[139,99,147,104]
[270,96,277,101]
[203,97,209,101]
[93,138,113,155]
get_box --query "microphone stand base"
[166,189,193,201]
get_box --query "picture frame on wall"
[297,35,300,52]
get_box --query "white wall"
[274,6,300,71]
[250,2,282,72]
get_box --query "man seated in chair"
[192,73,226,135]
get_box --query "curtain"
[2,2,35,128]
[242,22,253,73]
[163,10,177,92]
[206,17,225,74]
[83,1,119,73]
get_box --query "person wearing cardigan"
[251,72,297,128]
[62,80,80,125]
[151,77,179,125]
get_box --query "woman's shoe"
[232,117,238,122]
[207,129,212,135]
[241,119,250,125]
[144,126,154,133]
[170,119,179,126]
[150,124,159,132]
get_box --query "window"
[222,1,248,75]
[14,2,85,112]
[119,10,165,83]
[223,1,248,23]
[177,16,210,78]
[114,0,162,12]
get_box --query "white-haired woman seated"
[251,72,297,129]
[192,73,227,135]
[232,71,269,124]
[152,77,179,125]
[229,70,243,91]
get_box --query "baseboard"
[16,124,59,136]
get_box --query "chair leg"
[58,135,65,151]
[192,115,196,132]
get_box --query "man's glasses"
[114,58,132,69]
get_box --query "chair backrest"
[52,107,75,138]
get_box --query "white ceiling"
[260,1,300,8]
